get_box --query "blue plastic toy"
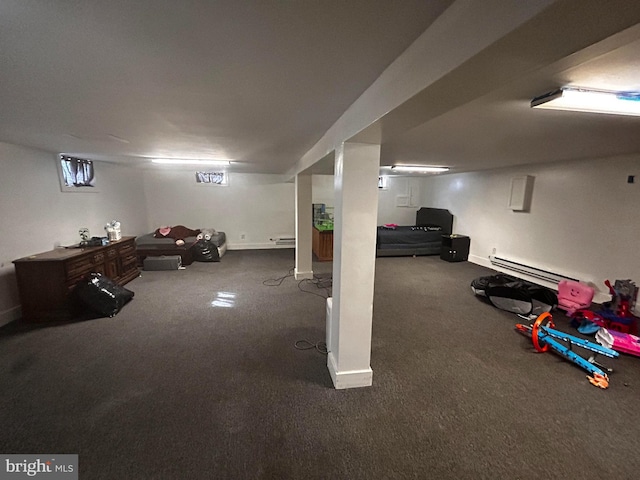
[516,313,619,389]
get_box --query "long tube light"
[531,87,640,116]
[152,159,231,165]
[390,165,449,173]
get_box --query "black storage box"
[143,255,182,271]
[440,235,470,262]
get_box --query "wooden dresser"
[312,227,333,262]
[13,236,139,322]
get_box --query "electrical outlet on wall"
[240,233,246,240]
[492,247,497,254]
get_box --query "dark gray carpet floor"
[1,249,639,479]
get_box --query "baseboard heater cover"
[489,255,578,285]
[272,237,295,246]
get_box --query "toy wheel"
[532,312,554,352]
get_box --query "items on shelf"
[105,220,122,241]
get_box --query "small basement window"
[57,154,99,192]
[195,171,228,186]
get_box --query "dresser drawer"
[66,255,94,277]
[118,242,136,256]
[122,253,137,265]
[66,265,98,287]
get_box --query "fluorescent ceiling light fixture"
[152,159,231,165]
[531,87,640,116]
[390,165,449,173]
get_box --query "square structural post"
[327,142,380,388]
[295,172,313,280]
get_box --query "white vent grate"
[271,237,295,246]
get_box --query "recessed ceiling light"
[531,87,640,116]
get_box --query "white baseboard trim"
[0,305,21,327]
[226,243,294,250]
[327,352,373,389]
[469,254,491,268]
[294,269,313,280]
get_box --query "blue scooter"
[515,313,619,389]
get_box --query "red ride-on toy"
[571,279,638,335]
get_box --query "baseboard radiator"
[271,236,295,246]
[489,255,578,285]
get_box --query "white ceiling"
[2,1,640,176]
[0,0,452,173]
[382,34,640,174]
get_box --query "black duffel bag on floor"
[471,273,557,316]
[74,273,134,318]
[191,239,220,262]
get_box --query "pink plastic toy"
[557,280,595,316]
[596,328,640,357]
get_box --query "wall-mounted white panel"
[508,175,534,211]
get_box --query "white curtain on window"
[61,156,95,187]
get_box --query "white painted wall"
[377,175,423,225]
[4,145,634,325]
[313,174,422,226]
[312,175,334,206]
[0,142,148,324]
[420,155,640,303]
[0,145,295,324]
[142,168,295,249]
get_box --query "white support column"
[327,142,380,389]
[294,172,314,280]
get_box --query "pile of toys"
[514,279,639,389]
[571,279,638,336]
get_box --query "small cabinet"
[312,227,333,262]
[440,235,470,262]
